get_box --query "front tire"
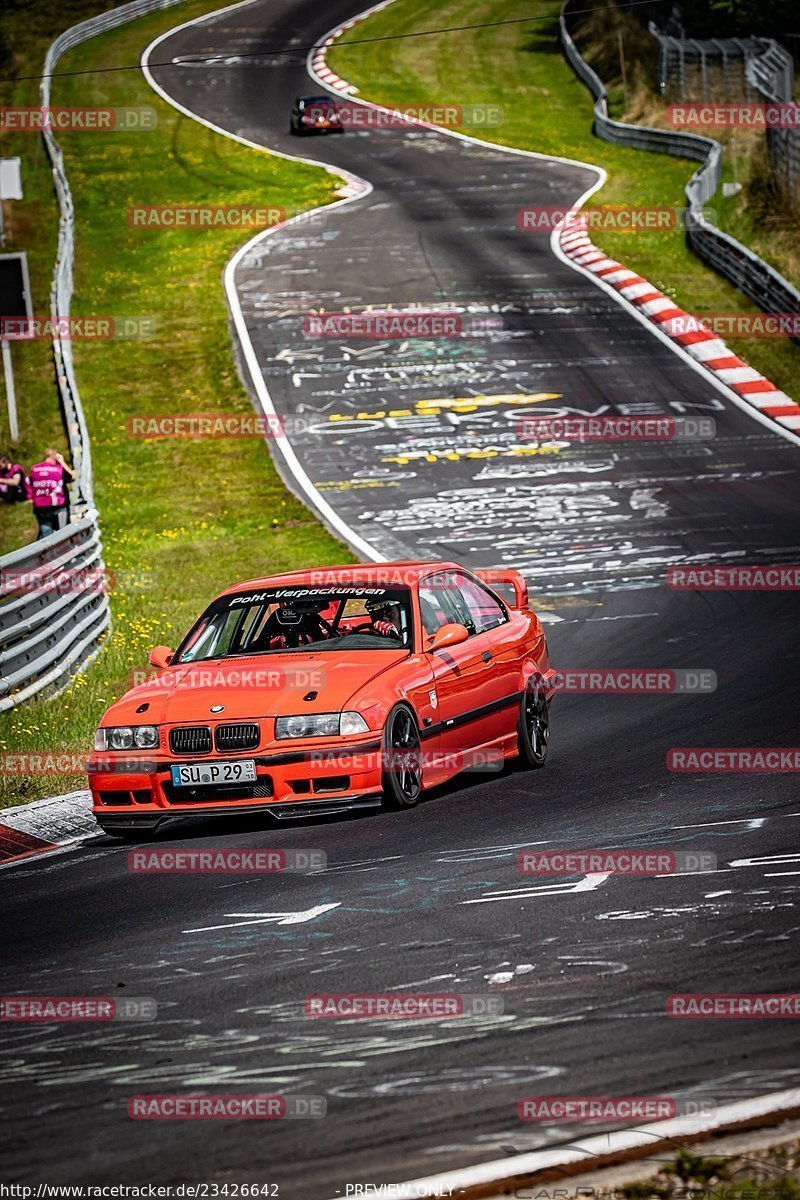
[381,705,423,809]
[517,678,549,769]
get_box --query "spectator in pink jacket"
[0,454,27,504]
[27,448,75,539]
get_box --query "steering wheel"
[349,621,401,641]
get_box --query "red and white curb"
[309,0,394,95]
[558,228,800,434]
[310,4,799,444]
[0,790,96,866]
[336,1089,800,1200]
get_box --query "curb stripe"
[553,230,797,436]
[0,824,58,862]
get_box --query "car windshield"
[174,586,413,662]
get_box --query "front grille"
[169,726,212,755]
[163,778,273,805]
[214,723,260,753]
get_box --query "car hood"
[103,652,408,726]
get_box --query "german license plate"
[170,760,257,787]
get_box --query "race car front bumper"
[88,737,385,832]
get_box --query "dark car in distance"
[289,95,344,135]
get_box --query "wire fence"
[650,26,799,203]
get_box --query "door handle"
[482,650,492,663]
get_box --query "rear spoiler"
[475,569,528,610]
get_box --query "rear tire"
[516,678,549,769]
[381,705,423,809]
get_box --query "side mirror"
[148,645,174,670]
[428,623,470,652]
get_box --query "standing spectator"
[27,448,75,539]
[0,453,27,504]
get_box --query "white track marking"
[730,853,800,868]
[462,873,610,904]
[184,902,340,932]
[675,818,767,829]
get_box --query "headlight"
[134,726,159,748]
[340,711,369,736]
[94,725,159,751]
[275,711,368,739]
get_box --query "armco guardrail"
[0,0,184,710]
[40,0,184,510]
[0,514,110,711]
[559,0,800,334]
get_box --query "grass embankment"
[621,1144,800,1200]
[328,0,800,396]
[0,0,354,808]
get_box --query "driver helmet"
[365,597,401,629]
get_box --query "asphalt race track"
[3,0,800,1195]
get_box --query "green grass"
[0,0,355,808]
[328,0,800,396]
[621,1144,800,1200]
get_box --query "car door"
[455,572,521,739]
[419,570,505,765]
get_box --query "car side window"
[419,581,456,640]
[456,574,508,633]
